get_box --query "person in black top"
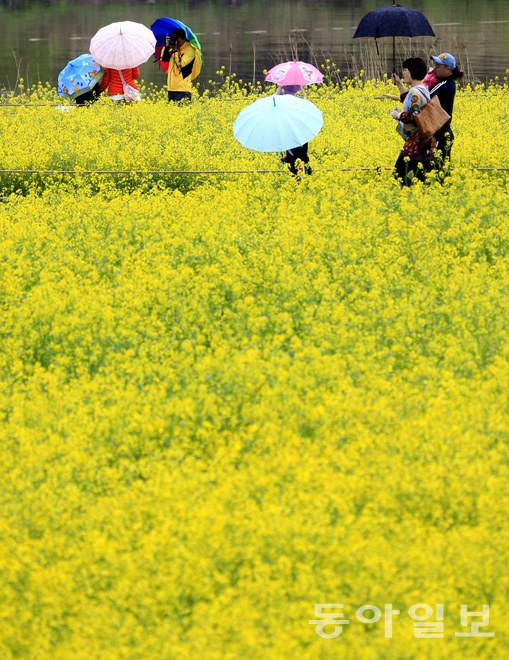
[428,53,463,163]
[276,85,312,176]
[393,52,463,176]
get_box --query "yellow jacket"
[161,42,197,92]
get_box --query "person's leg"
[435,130,453,168]
[394,153,415,186]
[396,155,437,185]
[285,144,310,175]
[75,90,94,105]
[297,143,312,174]
[284,151,298,175]
[168,91,192,103]
[91,83,101,102]
[394,154,435,185]
[301,143,312,175]
[415,158,434,183]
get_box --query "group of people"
[74,38,461,184]
[275,51,462,182]
[390,52,463,185]
[75,28,200,105]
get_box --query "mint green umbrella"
[233,94,323,153]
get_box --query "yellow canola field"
[0,78,507,186]
[0,81,508,658]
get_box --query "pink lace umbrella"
[265,60,323,87]
[90,21,156,70]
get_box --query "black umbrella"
[353,2,435,73]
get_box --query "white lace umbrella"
[90,21,156,70]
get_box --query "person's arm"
[391,73,407,95]
[160,46,172,63]
[132,67,140,80]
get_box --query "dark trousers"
[432,130,454,183]
[75,83,101,106]
[394,154,435,186]
[435,129,454,160]
[284,143,311,175]
[168,91,192,103]
[434,131,454,176]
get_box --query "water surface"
[1,0,508,91]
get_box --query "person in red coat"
[99,67,140,101]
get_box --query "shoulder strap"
[429,79,447,95]
[414,84,430,101]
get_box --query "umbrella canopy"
[57,54,104,99]
[151,17,202,74]
[353,4,434,71]
[90,21,156,70]
[150,17,202,50]
[265,60,323,86]
[353,5,435,39]
[233,94,323,153]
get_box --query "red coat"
[99,68,140,96]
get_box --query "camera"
[166,34,177,47]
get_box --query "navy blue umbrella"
[353,3,435,72]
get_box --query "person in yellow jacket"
[160,28,199,102]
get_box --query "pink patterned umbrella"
[265,60,323,86]
[90,21,156,70]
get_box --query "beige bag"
[118,70,141,103]
[414,95,451,138]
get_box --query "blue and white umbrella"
[57,54,104,99]
[233,94,323,153]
